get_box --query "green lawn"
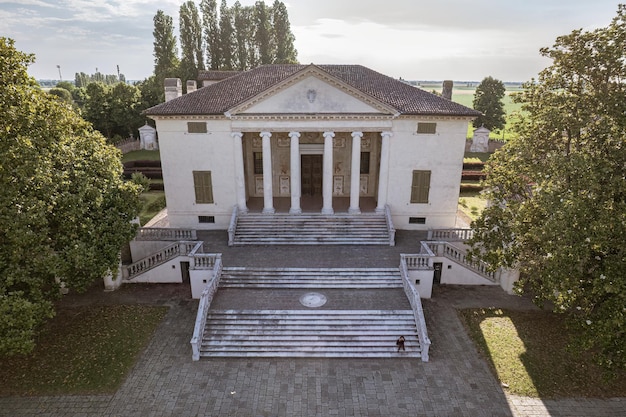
[139,191,166,225]
[458,190,487,221]
[122,149,161,163]
[0,305,168,396]
[458,308,626,398]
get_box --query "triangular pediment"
[227,65,398,116]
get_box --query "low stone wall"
[465,139,504,153]
[117,138,141,154]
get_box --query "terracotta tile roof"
[197,70,242,81]
[146,64,481,117]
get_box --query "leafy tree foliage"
[219,0,236,70]
[468,6,626,370]
[472,76,506,130]
[253,0,274,65]
[0,38,142,356]
[179,1,204,85]
[153,10,180,81]
[232,1,251,70]
[201,0,221,70]
[272,0,297,64]
[47,87,73,103]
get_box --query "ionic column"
[349,131,363,214]
[376,131,393,213]
[322,131,335,215]
[231,132,248,213]
[260,131,274,214]
[289,131,302,214]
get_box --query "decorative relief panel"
[279,176,290,195]
[255,176,264,195]
[360,176,368,195]
[252,137,262,148]
[333,137,345,148]
[277,136,290,147]
[361,137,371,150]
[333,176,344,195]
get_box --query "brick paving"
[1,231,624,416]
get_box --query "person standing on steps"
[396,336,405,352]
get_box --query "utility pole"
[56,65,62,81]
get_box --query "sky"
[1,0,622,83]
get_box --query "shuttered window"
[416,122,437,134]
[410,170,431,203]
[187,122,207,133]
[193,171,214,204]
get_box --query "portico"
[231,127,393,216]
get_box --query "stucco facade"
[146,64,479,231]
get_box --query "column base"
[262,207,275,214]
[348,207,361,215]
[289,208,302,215]
[375,207,386,214]
[321,208,334,215]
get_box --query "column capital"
[260,131,272,138]
[231,131,243,139]
[381,131,393,139]
[351,131,364,139]
[288,131,301,139]
[323,131,335,139]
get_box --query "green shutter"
[193,171,213,203]
[411,170,431,203]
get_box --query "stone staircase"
[198,267,422,358]
[219,267,403,289]
[231,213,392,245]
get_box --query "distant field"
[418,82,524,139]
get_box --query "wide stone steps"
[200,310,420,358]
[220,267,403,288]
[233,213,391,245]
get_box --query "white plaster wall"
[387,118,469,230]
[407,269,434,298]
[129,240,174,262]
[155,118,237,229]
[126,256,188,283]
[242,76,381,114]
[190,269,215,299]
[437,257,498,286]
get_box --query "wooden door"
[301,155,323,196]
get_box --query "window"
[253,152,263,175]
[409,217,427,224]
[198,216,215,223]
[410,170,431,203]
[416,122,437,134]
[187,122,207,133]
[193,171,214,203]
[360,152,370,174]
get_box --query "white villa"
[118,64,519,361]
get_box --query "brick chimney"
[164,78,182,102]
[442,80,453,100]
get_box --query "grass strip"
[0,305,168,396]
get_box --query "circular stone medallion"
[299,292,327,308]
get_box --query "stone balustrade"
[228,205,238,246]
[124,242,182,279]
[427,228,474,242]
[136,227,197,241]
[384,205,396,246]
[399,257,431,361]
[190,255,223,361]
[425,241,497,282]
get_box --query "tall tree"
[232,0,250,70]
[253,1,273,65]
[179,1,204,83]
[468,6,626,370]
[272,0,297,64]
[153,10,179,81]
[201,0,221,70]
[472,76,506,131]
[219,0,236,69]
[0,38,141,356]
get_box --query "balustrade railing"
[136,227,197,241]
[228,205,238,246]
[384,205,396,247]
[190,254,223,361]
[123,240,202,280]
[399,256,431,361]
[425,241,497,282]
[427,228,474,242]
[401,254,432,270]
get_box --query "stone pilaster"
[376,131,393,213]
[232,132,248,213]
[289,131,302,214]
[349,131,363,214]
[322,131,335,215]
[260,131,274,214]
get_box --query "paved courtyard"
[1,232,624,416]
